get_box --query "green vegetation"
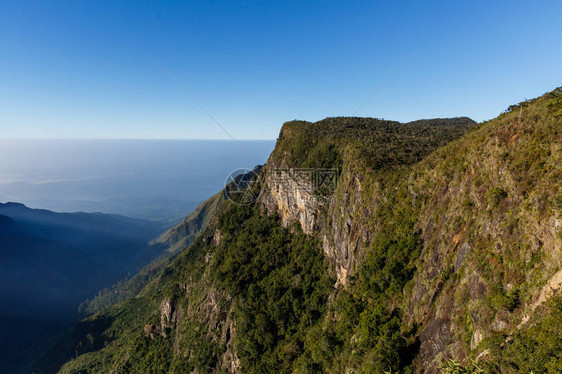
[480,296,562,373]
[293,205,421,373]
[153,190,226,253]
[441,359,483,373]
[547,88,562,118]
[77,253,171,315]
[213,205,333,372]
[271,117,475,171]
[487,187,508,208]
[486,284,519,312]
[49,202,333,373]
[78,191,224,315]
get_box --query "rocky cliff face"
[260,163,374,286]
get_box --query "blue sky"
[1,0,561,139]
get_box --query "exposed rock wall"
[259,160,375,286]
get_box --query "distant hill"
[0,203,164,374]
[77,189,226,316]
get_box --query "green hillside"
[42,88,562,373]
[77,190,225,316]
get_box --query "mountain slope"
[151,189,226,254]
[77,190,226,316]
[0,203,164,374]
[48,89,561,373]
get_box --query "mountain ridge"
[77,189,227,316]
[0,203,166,374]
[39,88,562,373]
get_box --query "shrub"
[487,187,508,207]
[487,284,519,312]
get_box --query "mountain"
[74,168,260,317]
[151,189,226,254]
[40,88,561,373]
[76,189,226,316]
[0,203,164,374]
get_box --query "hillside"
[0,203,164,374]
[152,190,226,254]
[45,88,561,373]
[77,190,225,316]
[74,168,265,317]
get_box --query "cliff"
[44,88,562,373]
[260,116,476,285]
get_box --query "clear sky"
[1,0,561,139]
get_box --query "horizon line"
[0,137,277,141]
